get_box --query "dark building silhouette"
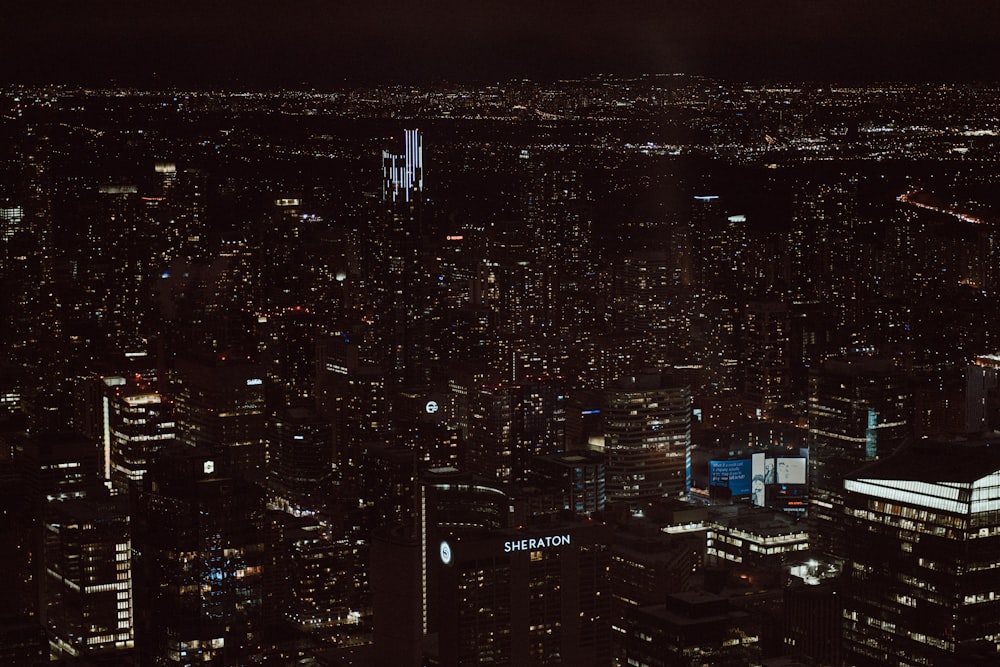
[133,444,266,666]
[783,578,841,666]
[808,356,910,559]
[267,405,333,514]
[172,355,266,477]
[530,450,607,516]
[623,591,761,667]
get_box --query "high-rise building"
[256,307,320,405]
[808,356,910,559]
[382,129,423,204]
[315,333,389,473]
[601,370,692,504]
[15,431,102,505]
[521,154,594,337]
[87,184,150,353]
[386,472,613,667]
[433,521,612,667]
[43,496,133,659]
[275,513,364,646]
[172,355,266,476]
[379,129,436,392]
[466,378,566,483]
[741,301,793,420]
[841,439,1000,665]
[267,405,333,514]
[613,249,689,368]
[530,450,607,516]
[966,354,1000,432]
[133,444,266,666]
[98,375,174,495]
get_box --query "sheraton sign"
[503,534,571,553]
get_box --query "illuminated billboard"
[751,452,766,507]
[776,457,807,485]
[710,458,751,496]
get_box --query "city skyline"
[5,15,1000,660]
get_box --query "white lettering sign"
[503,534,571,553]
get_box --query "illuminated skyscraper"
[841,439,1000,665]
[44,496,133,659]
[601,370,692,504]
[374,468,612,667]
[382,129,423,204]
[379,129,433,390]
[96,375,174,495]
[433,521,612,667]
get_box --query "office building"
[531,450,607,516]
[808,356,910,558]
[841,439,1000,665]
[466,378,566,483]
[44,496,133,659]
[433,520,612,666]
[623,591,761,667]
[133,444,266,666]
[172,355,266,476]
[705,505,809,568]
[99,375,174,495]
[602,370,692,504]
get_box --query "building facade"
[841,439,1000,665]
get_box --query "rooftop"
[848,437,1000,484]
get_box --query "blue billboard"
[710,458,752,496]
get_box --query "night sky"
[3,1,1000,87]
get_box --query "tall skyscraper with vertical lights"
[380,129,431,390]
[382,129,423,204]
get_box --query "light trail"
[897,191,985,225]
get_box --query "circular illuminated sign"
[439,540,452,565]
[425,400,439,415]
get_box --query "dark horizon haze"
[3,1,1000,88]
